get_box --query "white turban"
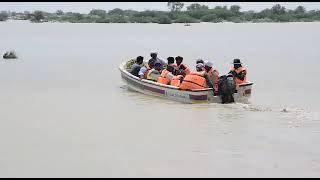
[205,61,213,68]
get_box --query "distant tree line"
[1,3,320,24]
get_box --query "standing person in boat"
[147,62,162,82]
[130,56,144,77]
[229,59,247,86]
[138,59,155,79]
[149,51,166,70]
[175,56,191,75]
[204,61,220,92]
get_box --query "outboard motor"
[218,74,236,104]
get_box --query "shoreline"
[2,19,320,24]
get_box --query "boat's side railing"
[239,82,253,86]
[119,62,180,90]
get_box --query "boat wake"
[119,84,319,122]
[238,103,319,124]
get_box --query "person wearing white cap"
[204,60,220,92]
[195,63,205,72]
[179,62,212,90]
[195,63,213,89]
[149,51,166,70]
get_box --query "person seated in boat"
[179,64,209,90]
[195,61,205,72]
[169,63,183,87]
[204,61,219,92]
[167,56,177,69]
[130,56,144,77]
[138,59,155,79]
[157,65,175,85]
[147,62,162,82]
[175,56,191,75]
[196,63,213,89]
[170,74,184,87]
[229,59,247,86]
[149,51,166,70]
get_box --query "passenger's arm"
[212,70,219,84]
[167,73,174,81]
[204,73,213,88]
[138,67,146,80]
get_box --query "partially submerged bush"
[3,51,18,59]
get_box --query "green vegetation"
[125,59,136,70]
[0,11,9,21]
[2,3,320,24]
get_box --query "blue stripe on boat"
[189,94,207,100]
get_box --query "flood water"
[0,21,319,177]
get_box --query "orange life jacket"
[177,63,191,75]
[143,64,151,79]
[230,67,247,85]
[179,71,207,90]
[157,69,171,85]
[170,75,183,87]
[207,68,219,92]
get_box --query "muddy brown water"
[0,21,319,177]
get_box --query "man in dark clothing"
[130,56,144,77]
[229,59,247,85]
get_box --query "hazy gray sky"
[1,2,320,13]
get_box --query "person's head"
[150,51,158,59]
[154,62,161,71]
[204,61,213,72]
[136,56,144,65]
[233,59,242,69]
[196,63,204,72]
[196,59,204,65]
[175,56,183,66]
[148,59,155,68]
[167,57,175,65]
